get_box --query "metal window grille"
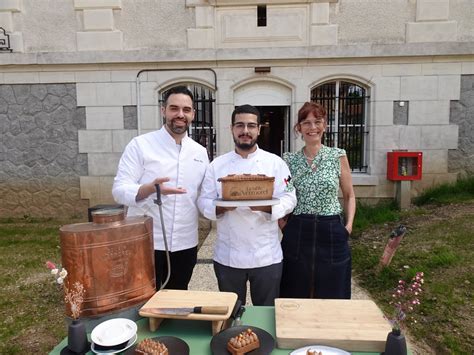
[160,85,216,160]
[310,81,369,172]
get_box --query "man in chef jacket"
[113,86,209,290]
[198,104,296,306]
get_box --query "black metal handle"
[154,184,162,206]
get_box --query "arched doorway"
[234,81,292,156]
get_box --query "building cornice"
[0,42,473,67]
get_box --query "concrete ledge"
[0,0,22,12]
[0,42,473,66]
[74,0,121,10]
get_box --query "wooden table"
[50,306,385,354]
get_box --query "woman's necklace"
[303,148,318,171]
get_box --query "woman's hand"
[345,225,352,235]
[278,214,291,230]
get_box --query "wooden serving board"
[139,289,237,335]
[275,298,392,352]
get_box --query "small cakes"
[227,328,260,355]
[134,338,168,355]
[306,349,323,355]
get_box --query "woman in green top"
[279,102,356,299]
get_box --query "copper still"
[60,209,156,318]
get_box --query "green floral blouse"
[283,145,346,216]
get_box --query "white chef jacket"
[198,147,296,268]
[112,126,209,251]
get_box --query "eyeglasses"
[232,122,260,130]
[300,119,325,128]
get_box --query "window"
[257,5,267,27]
[310,81,369,172]
[160,84,216,160]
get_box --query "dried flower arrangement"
[46,261,85,320]
[388,271,424,332]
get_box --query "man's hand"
[216,206,236,216]
[151,177,187,195]
[135,177,187,202]
[249,206,271,213]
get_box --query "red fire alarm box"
[387,151,423,181]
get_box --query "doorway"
[255,106,290,157]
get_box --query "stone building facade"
[0,0,473,218]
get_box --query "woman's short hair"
[294,102,327,133]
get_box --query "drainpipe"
[135,68,218,136]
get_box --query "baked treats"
[134,338,168,355]
[218,174,275,201]
[227,328,260,355]
[306,350,323,355]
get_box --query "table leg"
[149,317,164,332]
[212,320,226,335]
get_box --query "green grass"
[351,176,474,354]
[352,200,401,235]
[0,217,70,354]
[413,175,474,205]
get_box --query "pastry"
[306,349,323,355]
[134,338,168,355]
[226,328,260,354]
[218,174,275,201]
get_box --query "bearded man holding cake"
[198,104,296,306]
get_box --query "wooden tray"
[139,290,237,335]
[275,298,392,352]
[213,198,280,207]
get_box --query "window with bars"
[310,81,369,172]
[160,84,216,160]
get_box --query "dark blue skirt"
[280,214,351,299]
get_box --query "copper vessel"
[60,209,155,318]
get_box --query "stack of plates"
[90,318,138,354]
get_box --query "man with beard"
[113,86,209,290]
[198,104,296,306]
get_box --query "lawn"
[351,198,474,354]
[1,177,473,354]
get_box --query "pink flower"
[45,261,57,270]
[387,271,425,331]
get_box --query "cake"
[218,174,275,201]
[306,350,323,355]
[226,328,260,355]
[134,338,168,355]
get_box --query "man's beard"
[166,118,189,135]
[233,135,257,150]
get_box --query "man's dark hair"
[231,104,261,124]
[163,86,194,106]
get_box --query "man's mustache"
[238,134,252,138]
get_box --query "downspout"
[135,68,218,136]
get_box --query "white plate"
[290,345,351,355]
[91,318,137,347]
[214,198,280,207]
[91,333,137,354]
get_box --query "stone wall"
[0,84,89,218]
[449,75,474,176]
